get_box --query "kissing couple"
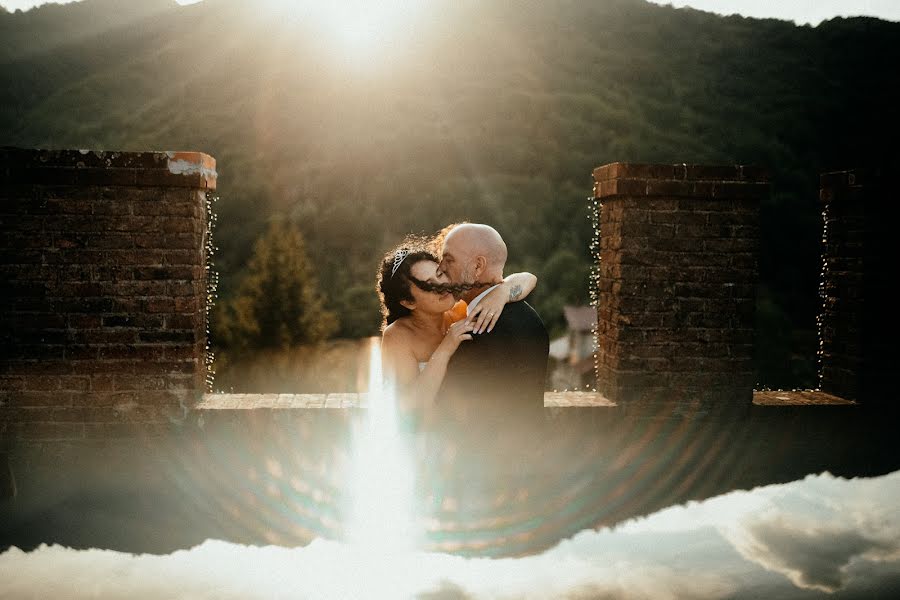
[377,223,549,426]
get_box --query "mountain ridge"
[0,0,178,60]
[2,0,898,386]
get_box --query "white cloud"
[1,471,898,599]
[720,472,900,594]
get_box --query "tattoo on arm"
[509,284,522,301]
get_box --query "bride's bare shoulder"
[382,319,414,346]
[381,320,417,368]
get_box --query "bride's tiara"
[391,248,410,278]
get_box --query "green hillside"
[3,0,898,387]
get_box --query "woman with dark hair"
[376,238,536,414]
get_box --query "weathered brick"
[91,200,132,216]
[110,249,166,267]
[68,329,139,345]
[138,330,197,344]
[133,234,164,249]
[8,421,84,441]
[11,344,65,360]
[100,315,156,329]
[0,376,26,391]
[4,390,74,408]
[165,234,197,249]
[109,298,144,314]
[145,297,176,313]
[45,198,94,214]
[56,282,102,297]
[89,374,116,392]
[174,297,199,312]
[593,163,762,408]
[92,264,132,281]
[9,232,49,248]
[115,374,168,391]
[113,280,169,297]
[75,390,139,406]
[23,375,61,391]
[83,422,169,439]
[165,250,202,266]
[164,345,198,361]
[97,344,166,361]
[12,296,53,312]
[87,233,134,249]
[14,313,67,329]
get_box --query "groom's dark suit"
[438,298,549,421]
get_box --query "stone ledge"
[196,392,615,409]
[0,390,861,446]
[196,390,856,409]
[752,390,856,406]
[196,393,369,409]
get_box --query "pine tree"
[215,220,337,351]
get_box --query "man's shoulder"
[495,300,547,332]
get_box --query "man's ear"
[474,255,487,278]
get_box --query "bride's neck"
[408,309,444,333]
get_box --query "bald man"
[436,224,549,419]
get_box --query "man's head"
[438,223,507,302]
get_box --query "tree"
[213,220,337,352]
[333,284,382,338]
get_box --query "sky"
[2,0,900,27]
[646,0,900,25]
[0,0,201,10]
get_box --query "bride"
[376,237,536,418]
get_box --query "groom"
[436,223,549,418]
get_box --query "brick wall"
[593,163,766,411]
[818,169,892,404]
[0,148,215,445]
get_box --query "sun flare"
[263,0,426,61]
[346,338,417,558]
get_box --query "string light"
[816,192,830,392]
[588,194,601,393]
[204,191,219,393]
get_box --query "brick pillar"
[818,169,891,404]
[592,163,766,412]
[0,148,215,444]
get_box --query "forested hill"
[2,0,898,386]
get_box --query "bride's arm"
[381,327,419,412]
[381,320,474,411]
[469,271,537,333]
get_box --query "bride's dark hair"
[377,238,440,329]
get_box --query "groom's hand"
[468,300,504,334]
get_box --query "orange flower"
[443,300,468,330]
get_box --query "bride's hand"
[468,283,509,334]
[436,318,475,356]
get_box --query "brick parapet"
[592,162,764,408]
[0,148,216,190]
[818,168,891,404]
[1,148,213,442]
[593,162,768,200]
